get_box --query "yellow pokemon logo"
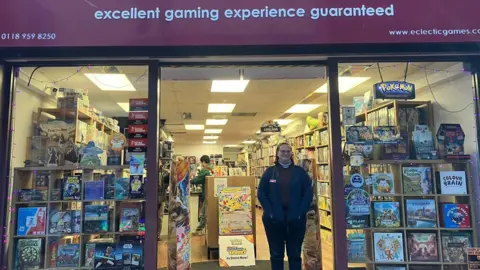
[227,247,247,256]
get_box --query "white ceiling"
[18,62,465,145]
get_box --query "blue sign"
[374,81,415,100]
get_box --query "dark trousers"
[263,215,306,270]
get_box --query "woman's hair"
[275,142,294,165]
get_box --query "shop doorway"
[156,65,331,269]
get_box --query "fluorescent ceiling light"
[205,129,222,134]
[204,135,219,140]
[84,73,136,91]
[256,130,261,134]
[274,119,293,126]
[208,104,236,113]
[185,125,205,130]
[206,119,228,125]
[286,104,321,113]
[117,102,129,112]
[203,141,216,144]
[211,80,249,93]
[314,77,370,93]
[243,140,256,144]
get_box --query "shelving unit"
[344,100,477,270]
[344,160,477,270]
[8,165,146,269]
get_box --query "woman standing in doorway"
[258,143,313,270]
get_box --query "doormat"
[158,260,287,269]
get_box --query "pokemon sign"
[374,81,416,100]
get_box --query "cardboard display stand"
[205,176,257,258]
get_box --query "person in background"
[191,155,214,236]
[257,143,313,270]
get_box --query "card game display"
[439,171,467,195]
[442,204,471,228]
[374,232,405,262]
[130,153,145,175]
[407,232,438,262]
[405,199,437,228]
[373,202,401,228]
[15,238,43,269]
[402,167,432,195]
[373,126,402,144]
[168,158,191,270]
[116,177,130,200]
[17,207,47,236]
[218,187,253,236]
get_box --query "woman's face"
[277,144,292,163]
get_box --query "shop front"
[1,1,480,270]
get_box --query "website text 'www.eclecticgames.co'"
[389,28,480,37]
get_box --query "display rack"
[344,100,477,270]
[9,165,146,269]
[294,126,333,247]
[344,159,477,270]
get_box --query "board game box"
[17,207,47,236]
[441,231,472,263]
[442,204,471,228]
[405,199,437,228]
[373,202,401,228]
[373,232,404,262]
[402,167,432,195]
[407,232,438,261]
[15,238,43,269]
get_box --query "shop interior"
[6,62,479,270]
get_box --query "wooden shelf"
[344,159,470,165]
[14,165,129,172]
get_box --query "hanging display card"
[218,187,253,236]
[342,105,356,126]
[219,235,256,267]
[439,171,468,195]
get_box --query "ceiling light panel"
[203,141,217,144]
[206,119,228,125]
[84,73,136,91]
[274,119,293,126]
[314,77,370,93]
[211,80,249,93]
[205,129,222,134]
[208,103,236,113]
[117,102,129,112]
[185,125,205,130]
[243,140,257,144]
[286,104,321,113]
[204,135,219,140]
